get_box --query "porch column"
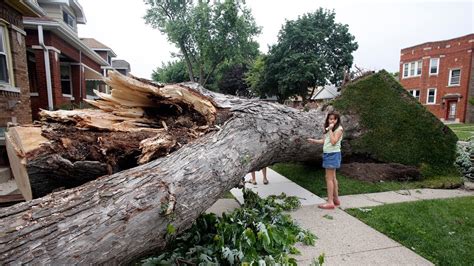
[70,64,84,104]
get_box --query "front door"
[446,101,457,120]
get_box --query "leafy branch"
[141,189,316,265]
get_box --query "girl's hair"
[324,112,341,133]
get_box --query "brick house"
[80,37,117,97]
[399,33,474,123]
[0,0,44,165]
[23,0,112,119]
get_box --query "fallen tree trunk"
[0,70,456,264]
[0,80,361,264]
[6,71,218,200]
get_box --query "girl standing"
[308,112,343,209]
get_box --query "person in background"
[250,167,268,185]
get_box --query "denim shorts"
[322,152,342,169]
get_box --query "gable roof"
[311,85,340,100]
[80,38,117,57]
[112,59,131,70]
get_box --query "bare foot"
[318,203,335,210]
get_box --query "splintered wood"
[6,71,219,199]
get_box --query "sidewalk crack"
[325,245,403,257]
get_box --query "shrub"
[455,141,474,181]
[334,70,458,171]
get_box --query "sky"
[78,0,474,79]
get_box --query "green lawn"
[448,123,474,141]
[346,197,474,265]
[271,163,463,197]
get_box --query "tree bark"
[0,77,362,264]
[5,71,218,200]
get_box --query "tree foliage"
[141,190,316,265]
[258,8,358,102]
[246,55,266,98]
[144,0,261,87]
[334,70,457,170]
[217,64,250,97]
[151,60,188,83]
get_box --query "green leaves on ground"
[141,190,315,265]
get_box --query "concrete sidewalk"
[207,169,474,265]
[230,168,325,206]
[337,188,474,209]
[291,205,432,265]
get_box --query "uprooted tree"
[0,70,457,264]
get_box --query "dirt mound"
[340,162,422,182]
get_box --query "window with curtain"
[449,69,461,86]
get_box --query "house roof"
[6,0,46,17]
[23,17,109,67]
[311,85,340,100]
[401,33,474,52]
[80,38,117,57]
[37,0,86,24]
[112,59,131,70]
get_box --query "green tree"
[217,64,250,97]
[246,55,267,98]
[260,8,358,102]
[151,60,188,83]
[144,0,261,87]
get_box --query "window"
[403,60,422,78]
[427,88,436,104]
[27,51,38,94]
[409,89,420,100]
[0,26,10,83]
[429,58,439,75]
[60,64,72,95]
[416,60,422,75]
[449,69,461,86]
[63,11,75,29]
[410,62,415,76]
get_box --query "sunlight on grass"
[448,123,474,141]
[346,197,474,265]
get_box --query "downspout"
[79,50,82,104]
[38,25,53,110]
[103,68,108,94]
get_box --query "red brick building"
[80,37,117,97]
[0,0,44,163]
[23,0,112,119]
[399,33,474,123]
